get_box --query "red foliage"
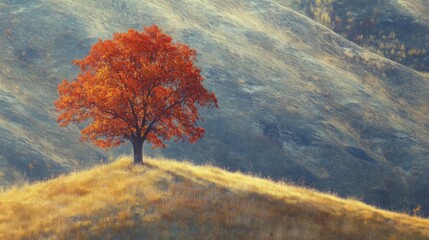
[55,25,217,161]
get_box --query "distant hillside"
[0,1,106,185]
[289,0,429,71]
[0,156,428,239]
[0,0,428,215]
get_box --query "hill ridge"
[1,156,429,239]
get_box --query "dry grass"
[0,156,429,239]
[397,0,429,25]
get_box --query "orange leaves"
[55,25,218,151]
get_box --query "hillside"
[0,0,106,184]
[1,156,429,239]
[290,0,429,71]
[0,0,428,215]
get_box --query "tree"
[55,25,218,165]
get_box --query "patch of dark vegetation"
[1,136,63,181]
[369,186,391,208]
[408,169,429,216]
[382,146,414,167]
[345,146,375,163]
[296,0,429,71]
[260,120,313,147]
[14,47,41,63]
[54,34,95,61]
[284,165,319,189]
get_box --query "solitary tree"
[55,25,218,164]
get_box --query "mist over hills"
[0,0,428,214]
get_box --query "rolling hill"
[290,0,429,71]
[1,156,429,239]
[0,0,428,215]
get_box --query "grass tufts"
[0,156,428,239]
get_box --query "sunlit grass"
[0,156,428,239]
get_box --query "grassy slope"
[1,157,429,240]
[289,0,429,71]
[397,0,429,25]
[1,0,429,215]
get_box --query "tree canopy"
[55,25,218,164]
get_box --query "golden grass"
[1,156,429,239]
[397,0,429,25]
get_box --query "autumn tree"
[55,25,218,165]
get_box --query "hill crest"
[0,156,429,239]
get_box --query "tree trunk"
[132,139,144,165]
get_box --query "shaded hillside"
[0,0,428,215]
[290,0,429,71]
[0,1,106,185]
[1,156,429,239]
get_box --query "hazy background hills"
[0,0,428,214]
[289,0,429,72]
